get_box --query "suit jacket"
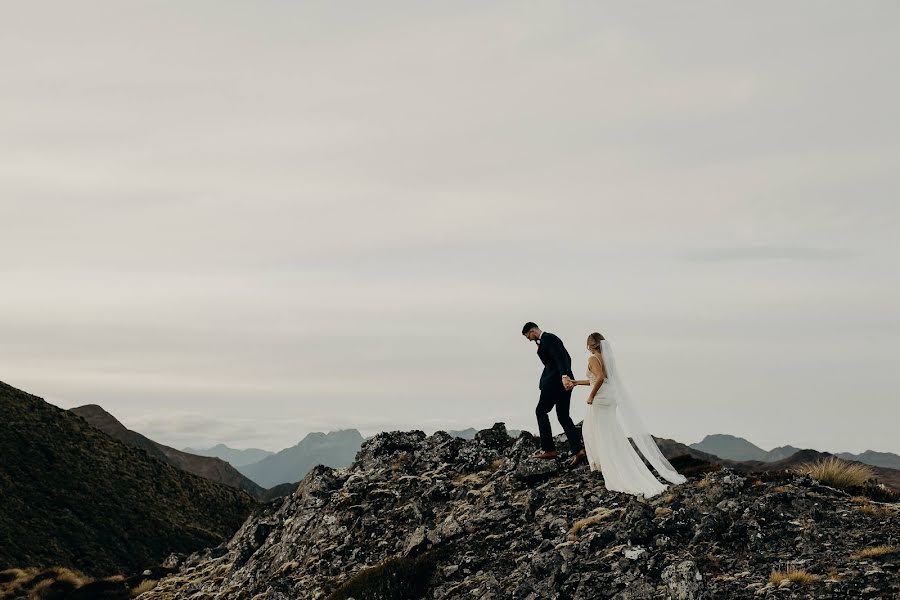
[536,332,574,391]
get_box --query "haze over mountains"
[237,430,365,488]
[182,444,274,467]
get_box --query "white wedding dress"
[581,339,686,498]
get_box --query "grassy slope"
[0,381,257,577]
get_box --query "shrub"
[569,507,624,541]
[796,457,874,490]
[769,567,820,586]
[130,579,158,597]
[850,545,897,560]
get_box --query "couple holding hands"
[522,322,685,498]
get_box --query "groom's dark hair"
[522,322,539,335]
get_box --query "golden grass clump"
[131,579,158,597]
[850,545,898,560]
[856,501,888,517]
[568,507,624,541]
[796,457,875,490]
[769,567,820,586]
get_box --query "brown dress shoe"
[532,450,559,460]
[568,449,587,467]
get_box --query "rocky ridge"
[141,424,899,600]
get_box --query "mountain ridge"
[69,404,266,499]
[691,433,899,469]
[182,443,274,467]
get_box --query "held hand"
[562,375,574,391]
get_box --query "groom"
[522,322,586,467]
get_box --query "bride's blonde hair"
[587,332,605,353]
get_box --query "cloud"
[1,2,898,454]
[685,246,856,262]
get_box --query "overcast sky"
[2,2,898,454]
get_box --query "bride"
[564,332,686,497]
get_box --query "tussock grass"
[568,507,624,541]
[856,501,888,517]
[769,567,820,586]
[0,567,128,600]
[131,579,158,597]
[850,545,898,560]
[796,457,874,490]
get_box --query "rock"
[661,560,705,600]
[136,429,900,600]
[514,457,560,485]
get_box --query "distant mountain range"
[237,430,365,487]
[0,380,256,577]
[70,404,266,499]
[182,443,274,467]
[691,433,900,470]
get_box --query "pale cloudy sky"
[1,2,898,454]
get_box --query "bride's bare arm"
[586,355,606,403]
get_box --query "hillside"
[238,429,364,488]
[139,425,899,599]
[0,381,257,577]
[70,405,265,499]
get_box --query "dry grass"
[769,567,820,586]
[856,501,888,517]
[131,579,158,596]
[568,507,624,541]
[850,545,898,560]
[796,457,875,490]
[654,507,673,518]
[0,567,130,600]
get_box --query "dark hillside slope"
[0,381,256,577]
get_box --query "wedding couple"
[522,322,686,498]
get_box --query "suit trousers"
[535,385,583,453]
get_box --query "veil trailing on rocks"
[601,339,687,485]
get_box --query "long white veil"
[601,339,686,485]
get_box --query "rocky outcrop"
[140,424,899,600]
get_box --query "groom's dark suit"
[534,332,583,454]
